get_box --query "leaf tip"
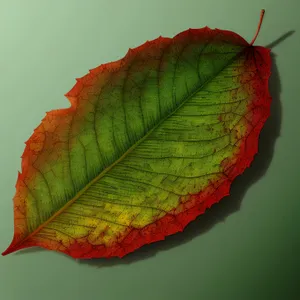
[2,250,10,256]
[1,244,16,256]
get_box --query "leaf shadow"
[78,37,286,268]
[14,247,45,255]
[265,30,295,49]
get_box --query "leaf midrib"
[18,44,249,249]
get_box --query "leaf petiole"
[250,9,265,46]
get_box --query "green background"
[0,0,299,299]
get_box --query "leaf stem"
[250,9,265,45]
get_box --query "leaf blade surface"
[3,27,271,258]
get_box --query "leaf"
[2,10,271,259]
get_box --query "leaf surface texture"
[3,27,271,259]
